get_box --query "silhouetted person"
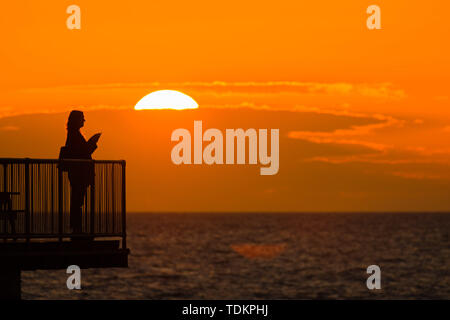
[65,110,101,234]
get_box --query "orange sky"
[1,1,450,211]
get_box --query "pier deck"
[0,158,129,299]
[0,240,129,270]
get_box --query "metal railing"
[0,158,126,248]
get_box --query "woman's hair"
[67,110,84,130]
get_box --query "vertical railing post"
[2,163,6,192]
[58,165,63,242]
[111,164,115,234]
[3,163,8,237]
[24,159,30,243]
[121,161,126,249]
[90,161,95,235]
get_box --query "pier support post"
[0,267,21,300]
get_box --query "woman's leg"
[70,184,86,234]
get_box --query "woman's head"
[67,110,85,130]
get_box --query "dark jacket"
[65,129,97,188]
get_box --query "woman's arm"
[85,139,98,155]
[67,131,97,158]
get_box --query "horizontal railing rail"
[0,158,125,164]
[0,158,126,249]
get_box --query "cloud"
[290,136,388,152]
[287,110,400,152]
[0,106,60,119]
[391,171,449,180]
[0,125,20,131]
[305,155,450,165]
[286,107,450,180]
[2,108,450,211]
[177,81,406,99]
[1,81,408,124]
[15,81,406,98]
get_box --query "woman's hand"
[89,132,102,144]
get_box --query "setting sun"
[134,90,199,110]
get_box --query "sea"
[22,212,450,299]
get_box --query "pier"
[0,158,129,299]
